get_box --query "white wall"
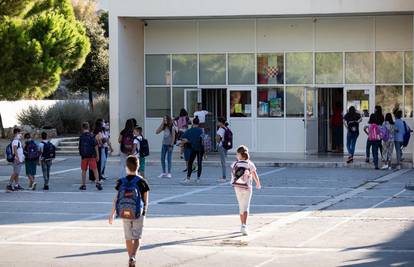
[375,15,413,51]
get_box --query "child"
[109,155,150,267]
[381,113,394,170]
[6,128,25,192]
[231,145,261,236]
[364,114,381,169]
[132,127,149,178]
[23,133,39,190]
[38,132,56,190]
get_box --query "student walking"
[364,114,381,169]
[6,128,25,192]
[38,132,56,190]
[109,155,150,267]
[119,119,135,177]
[101,121,113,179]
[381,113,395,170]
[394,110,407,170]
[156,115,176,178]
[79,122,103,191]
[216,117,233,181]
[343,106,362,163]
[181,117,204,183]
[366,106,385,162]
[231,145,261,236]
[89,119,105,181]
[23,133,39,190]
[132,127,149,178]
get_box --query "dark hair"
[179,108,188,117]
[93,119,104,135]
[375,105,382,114]
[193,116,200,125]
[24,133,31,139]
[41,132,47,140]
[134,126,143,133]
[123,119,135,133]
[237,145,250,160]
[163,115,173,131]
[13,128,21,135]
[218,117,229,127]
[395,110,403,119]
[82,122,90,130]
[368,113,376,124]
[126,155,139,172]
[348,106,356,115]
[385,113,394,125]
[130,118,137,127]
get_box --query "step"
[56,151,79,155]
[59,142,79,147]
[56,146,78,151]
[59,137,79,142]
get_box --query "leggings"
[187,149,204,178]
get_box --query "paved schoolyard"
[0,156,413,267]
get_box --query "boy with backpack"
[38,132,56,190]
[132,127,149,179]
[109,155,150,267]
[79,122,103,191]
[23,133,40,190]
[216,117,233,182]
[5,128,25,192]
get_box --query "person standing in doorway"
[6,128,25,192]
[216,117,232,181]
[119,119,135,178]
[343,106,362,163]
[364,114,381,169]
[394,110,407,170]
[381,113,395,170]
[156,115,176,178]
[331,102,343,153]
[193,103,211,129]
[181,116,204,183]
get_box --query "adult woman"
[181,116,204,183]
[118,119,135,177]
[381,113,395,170]
[343,106,362,163]
[156,115,176,178]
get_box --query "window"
[306,89,316,118]
[172,87,198,117]
[375,86,403,115]
[286,87,304,117]
[257,54,284,84]
[230,91,251,117]
[257,87,284,117]
[172,55,197,85]
[286,52,313,84]
[375,52,403,84]
[405,52,413,84]
[146,87,170,117]
[405,86,413,118]
[146,55,170,85]
[199,54,226,85]
[346,90,370,117]
[228,54,255,84]
[315,52,343,84]
[345,52,373,84]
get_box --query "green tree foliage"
[0,0,91,100]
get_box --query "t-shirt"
[394,119,406,142]
[12,139,24,163]
[194,110,209,123]
[133,136,142,156]
[162,127,173,145]
[216,127,225,147]
[230,160,257,190]
[182,127,204,151]
[115,175,150,203]
[344,112,361,133]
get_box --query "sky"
[97,0,108,10]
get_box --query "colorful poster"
[269,97,282,117]
[234,103,242,113]
[361,100,369,111]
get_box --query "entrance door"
[184,89,201,117]
[305,87,318,154]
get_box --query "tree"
[67,0,109,110]
[99,11,108,38]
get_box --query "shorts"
[234,187,252,214]
[25,160,37,176]
[139,157,146,172]
[12,162,23,175]
[123,216,145,240]
[81,158,97,171]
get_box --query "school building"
[108,0,414,157]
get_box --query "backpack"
[222,127,233,150]
[176,116,188,129]
[79,133,96,158]
[24,140,39,160]
[379,126,390,142]
[402,121,411,147]
[368,124,381,141]
[231,160,251,189]
[41,141,56,160]
[116,176,142,219]
[5,141,18,163]
[121,131,134,154]
[136,137,150,158]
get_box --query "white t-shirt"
[217,127,225,146]
[12,139,24,163]
[133,136,142,156]
[194,110,209,123]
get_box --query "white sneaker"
[166,173,172,178]
[182,178,190,184]
[241,225,248,236]
[196,178,200,184]
[158,173,166,178]
[381,165,389,170]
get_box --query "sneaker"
[365,158,369,163]
[43,185,49,191]
[346,156,353,164]
[14,184,24,191]
[96,183,103,191]
[129,257,136,267]
[166,173,172,178]
[241,225,248,236]
[375,167,379,170]
[182,178,190,184]
[79,185,86,191]
[182,169,187,173]
[381,165,389,170]
[158,173,166,178]
[6,184,14,192]
[396,165,402,170]
[388,166,392,170]
[31,182,37,191]
[196,178,200,184]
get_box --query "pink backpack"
[368,124,381,141]
[176,116,188,129]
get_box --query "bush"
[17,106,45,128]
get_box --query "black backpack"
[42,141,56,160]
[137,137,150,158]
[79,133,96,158]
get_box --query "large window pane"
[345,52,373,84]
[375,52,403,84]
[405,86,413,118]
[376,86,403,115]
[306,89,316,118]
[286,52,313,84]
[199,54,226,85]
[230,91,251,117]
[405,52,413,84]
[257,53,284,84]
[228,54,255,84]
[286,87,304,117]
[257,87,284,117]
[146,87,170,117]
[172,87,197,117]
[315,52,343,84]
[172,55,197,85]
[146,55,170,85]
[346,90,370,117]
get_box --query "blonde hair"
[236,145,249,160]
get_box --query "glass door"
[305,87,318,153]
[184,89,201,117]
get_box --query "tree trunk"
[0,112,5,138]
[88,88,94,111]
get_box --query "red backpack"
[120,131,134,154]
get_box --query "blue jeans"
[369,140,380,168]
[161,144,173,173]
[346,132,359,156]
[394,141,403,165]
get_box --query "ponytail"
[236,145,250,160]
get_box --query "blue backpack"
[116,176,142,219]
[402,121,412,147]
[41,141,56,160]
[5,141,19,163]
[79,133,96,158]
[24,140,39,160]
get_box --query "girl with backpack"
[363,114,381,169]
[156,115,176,178]
[381,113,395,170]
[231,145,261,236]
